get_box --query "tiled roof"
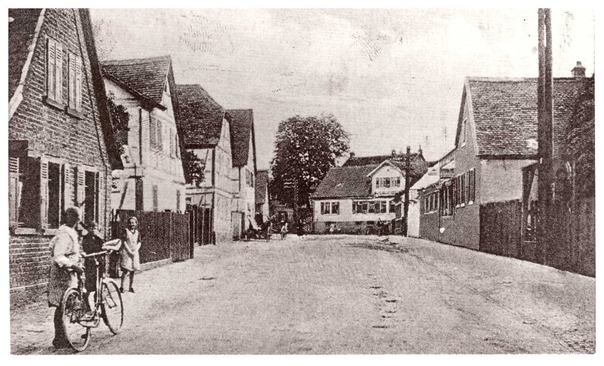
[311,164,377,199]
[228,109,254,167]
[466,77,585,157]
[175,84,226,148]
[8,9,42,100]
[344,153,427,177]
[255,170,269,204]
[101,56,172,109]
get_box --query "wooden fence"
[187,205,214,245]
[479,198,594,277]
[111,210,193,266]
[480,200,523,259]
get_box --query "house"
[101,55,186,213]
[255,169,270,221]
[227,109,258,233]
[311,152,427,234]
[418,72,591,254]
[176,85,258,242]
[8,9,122,302]
[407,161,440,237]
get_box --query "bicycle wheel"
[101,280,123,334]
[61,288,91,352]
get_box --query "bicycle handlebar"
[81,250,110,258]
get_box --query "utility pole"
[537,8,554,265]
[403,146,411,236]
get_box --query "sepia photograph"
[5,0,597,361]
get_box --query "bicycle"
[60,250,124,351]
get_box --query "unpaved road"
[11,235,595,354]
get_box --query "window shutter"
[54,42,63,104]
[76,166,85,209]
[75,56,83,112]
[170,129,174,157]
[63,162,73,207]
[40,158,49,229]
[95,172,100,223]
[68,53,76,110]
[9,157,20,224]
[157,119,163,151]
[46,39,56,101]
[150,117,157,149]
[175,134,180,158]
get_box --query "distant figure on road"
[47,207,83,349]
[297,218,305,237]
[280,220,288,239]
[329,223,336,235]
[104,216,141,293]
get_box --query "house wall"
[480,159,536,203]
[407,189,421,237]
[104,78,185,212]
[419,187,441,242]
[439,99,481,249]
[313,198,395,234]
[8,9,112,302]
[372,164,405,195]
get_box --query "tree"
[107,96,129,156]
[270,114,350,209]
[182,149,205,187]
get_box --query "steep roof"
[311,164,377,199]
[344,153,427,177]
[8,9,42,101]
[255,170,269,204]
[176,84,227,148]
[101,56,172,110]
[9,9,123,170]
[228,109,255,167]
[463,77,586,158]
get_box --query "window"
[46,38,63,105]
[353,200,387,214]
[153,184,159,211]
[440,183,453,216]
[176,189,181,213]
[376,177,400,189]
[175,134,180,158]
[459,173,467,206]
[7,155,101,230]
[67,52,83,113]
[84,171,99,225]
[246,169,254,187]
[150,117,163,151]
[468,168,476,203]
[9,157,40,228]
[389,200,395,213]
[461,118,467,146]
[321,201,339,215]
[169,129,175,157]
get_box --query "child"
[105,216,141,293]
[82,221,104,309]
[280,220,288,240]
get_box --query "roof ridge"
[467,76,585,83]
[101,55,171,66]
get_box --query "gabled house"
[227,109,258,231]
[255,169,270,221]
[311,152,427,234]
[418,73,590,254]
[101,55,186,213]
[8,9,122,301]
[177,85,259,242]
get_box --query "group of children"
[48,207,142,349]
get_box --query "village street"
[10,235,594,355]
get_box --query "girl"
[106,216,142,293]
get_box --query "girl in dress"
[105,216,142,293]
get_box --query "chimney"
[572,61,586,78]
[349,152,355,159]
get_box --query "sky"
[90,8,595,170]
